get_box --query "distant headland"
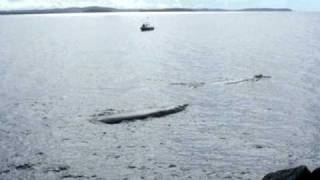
[0,7,293,15]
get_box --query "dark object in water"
[15,163,34,170]
[0,169,10,174]
[141,23,154,31]
[254,74,271,80]
[254,74,264,79]
[311,167,320,180]
[99,104,189,124]
[170,82,205,89]
[44,165,70,173]
[62,174,85,179]
[226,74,271,85]
[263,166,311,180]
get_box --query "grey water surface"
[0,12,320,180]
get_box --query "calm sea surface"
[0,12,320,179]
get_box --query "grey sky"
[0,0,319,11]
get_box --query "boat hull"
[140,27,154,31]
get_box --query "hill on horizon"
[0,6,293,15]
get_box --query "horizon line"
[0,6,294,15]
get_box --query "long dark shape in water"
[226,74,271,85]
[99,104,189,124]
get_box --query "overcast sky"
[0,0,319,11]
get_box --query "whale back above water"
[98,104,189,124]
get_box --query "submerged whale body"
[99,104,189,124]
[226,74,271,85]
[254,74,271,80]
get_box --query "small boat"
[140,23,154,31]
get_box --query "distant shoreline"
[0,7,293,15]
